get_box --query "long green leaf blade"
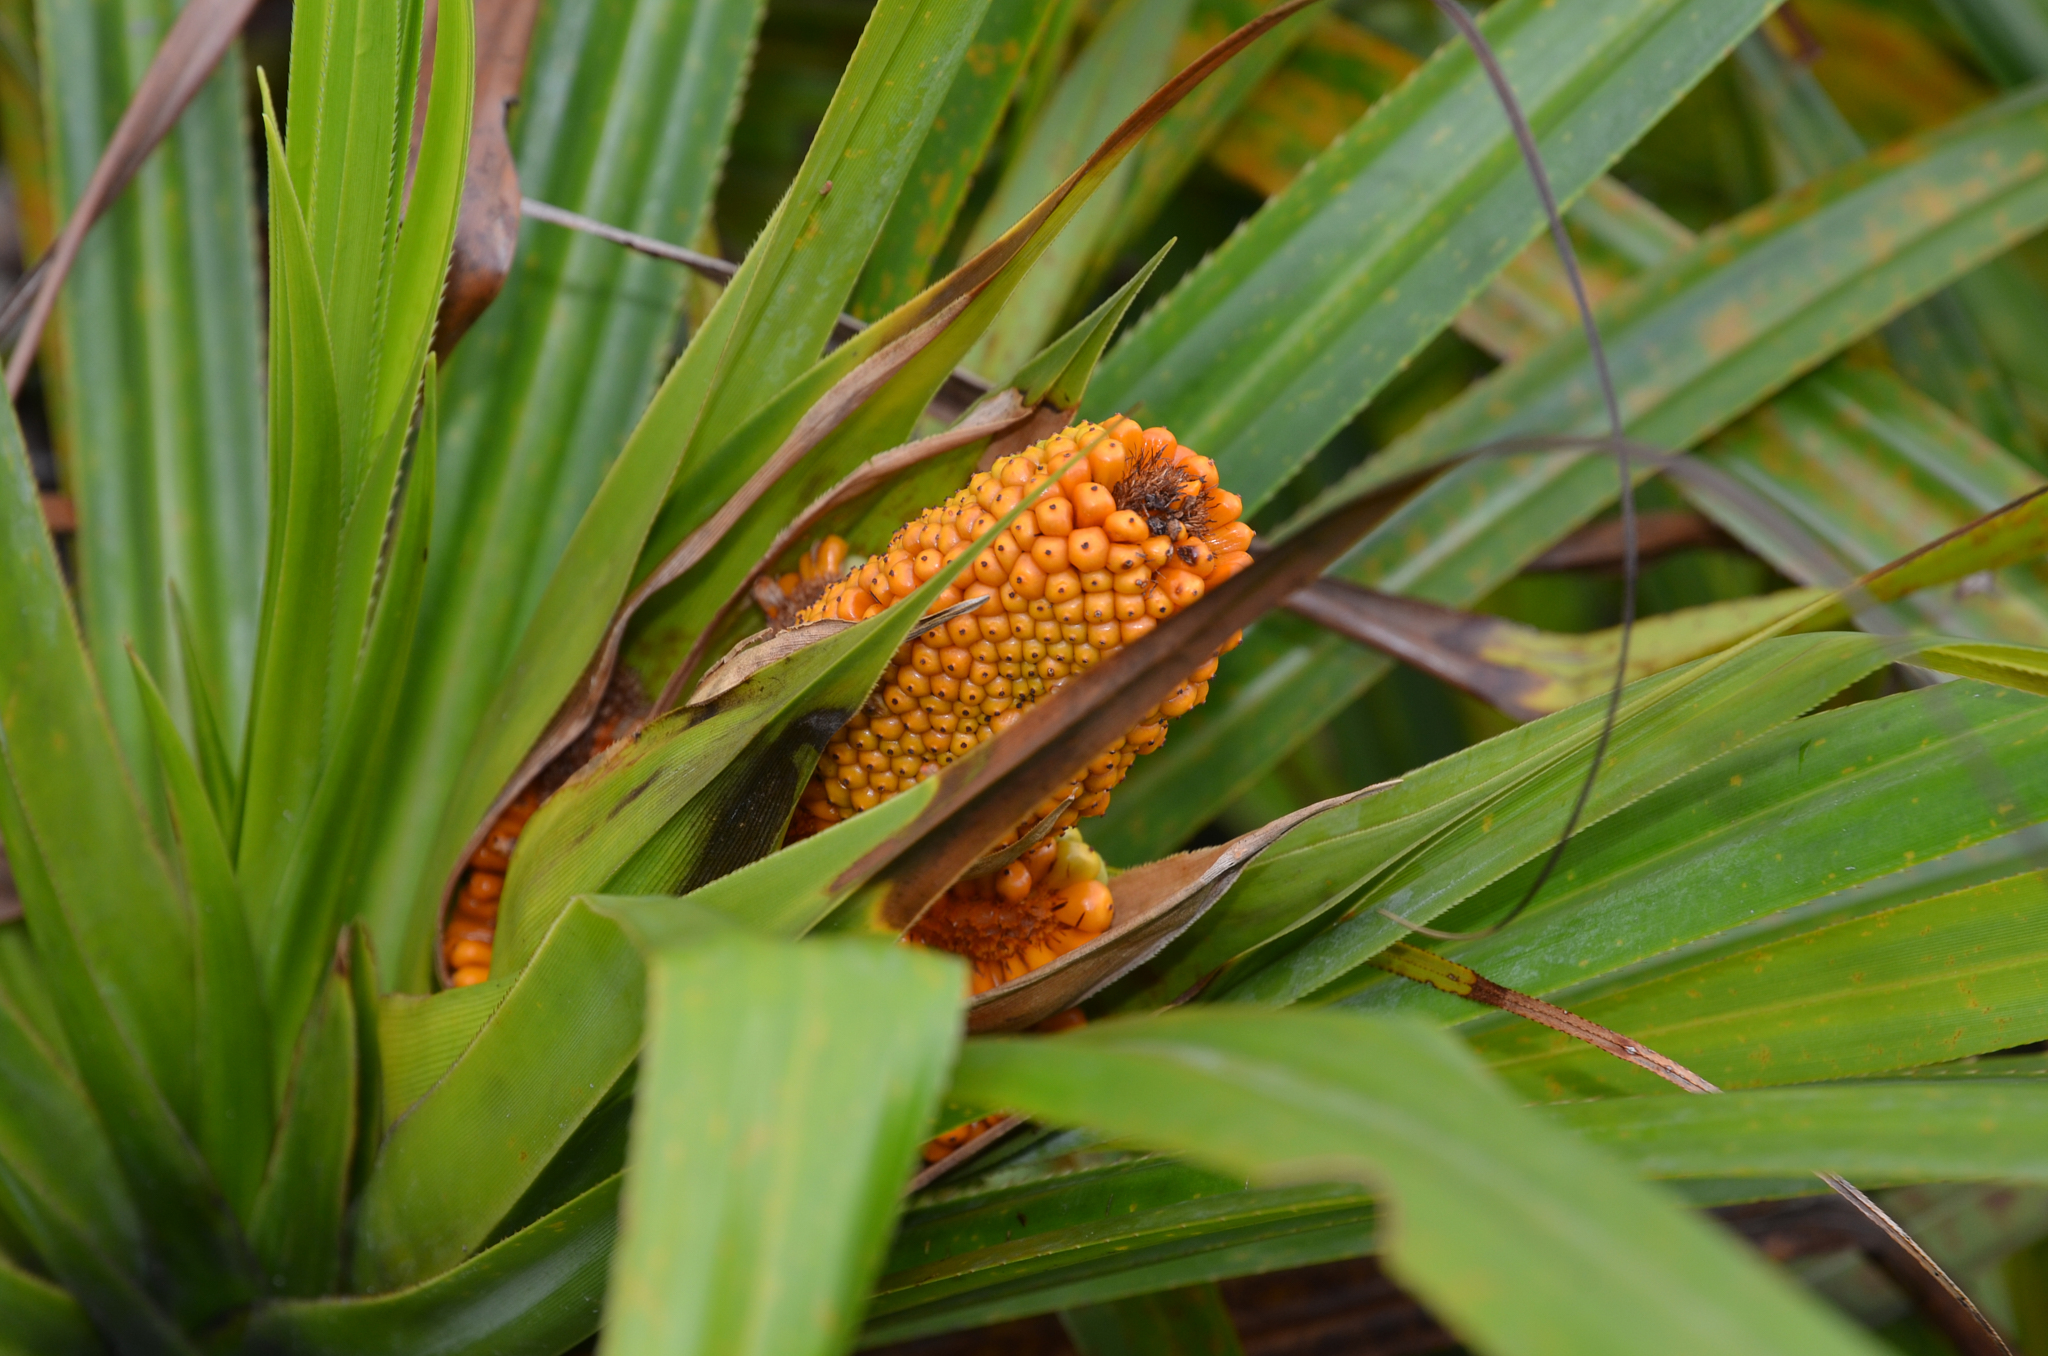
[351,903,644,1291]
[955,1010,1884,1356]
[239,82,346,930]
[249,974,357,1298]
[0,390,193,1123]
[1090,0,1779,514]
[244,1176,618,1355]
[34,0,266,783]
[361,0,767,987]
[128,655,273,1220]
[601,934,962,1355]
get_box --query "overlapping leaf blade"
[1322,681,2048,1023]
[955,1009,1885,1356]
[601,934,962,1356]
[1101,78,2048,860]
[1090,0,1780,515]
[31,0,266,785]
[361,0,770,988]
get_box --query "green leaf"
[1919,641,2048,693]
[1091,0,1780,515]
[249,973,357,1298]
[286,0,424,473]
[1320,681,2048,1025]
[1061,1283,1244,1356]
[361,0,767,989]
[0,959,142,1305]
[351,903,642,1292]
[0,1251,98,1356]
[960,0,1196,380]
[239,80,347,929]
[1731,29,2041,462]
[347,926,384,1199]
[1199,12,1416,199]
[1460,863,2048,1099]
[595,777,940,948]
[263,362,437,1087]
[1301,81,2048,525]
[0,418,242,1323]
[1093,0,1319,273]
[375,978,512,1129]
[1130,633,1899,1010]
[1691,365,2048,642]
[869,1150,1372,1343]
[600,935,963,1355]
[1,769,246,1328]
[33,0,266,783]
[953,1009,1883,1356]
[0,1122,190,1353]
[168,589,241,844]
[1547,1079,2048,1183]
[850,0,1064,319]
[0,392,193,1123]
[127,655,273,1220]
[369,0,471,441]
[243,1176,617,1356]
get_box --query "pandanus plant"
[11,0,2048,1350]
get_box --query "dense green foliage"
[6,0,2048,1351]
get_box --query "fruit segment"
[437,417,1253,994]
[782,415,1253,987]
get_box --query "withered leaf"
[434,0,544,354]
[966,787,1392,1034]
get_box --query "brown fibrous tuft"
[753,569,838,631]
[1113,447,1211,542]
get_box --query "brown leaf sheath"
[434,0,544,355]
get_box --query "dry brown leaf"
[684,622,850,707]
[1284,580,1549,719]
[434,0,543,354]
[966,787,1392,1034]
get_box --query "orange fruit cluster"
[782,416,1253,993]
[442,791,537,986]
[442,702,638,987]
